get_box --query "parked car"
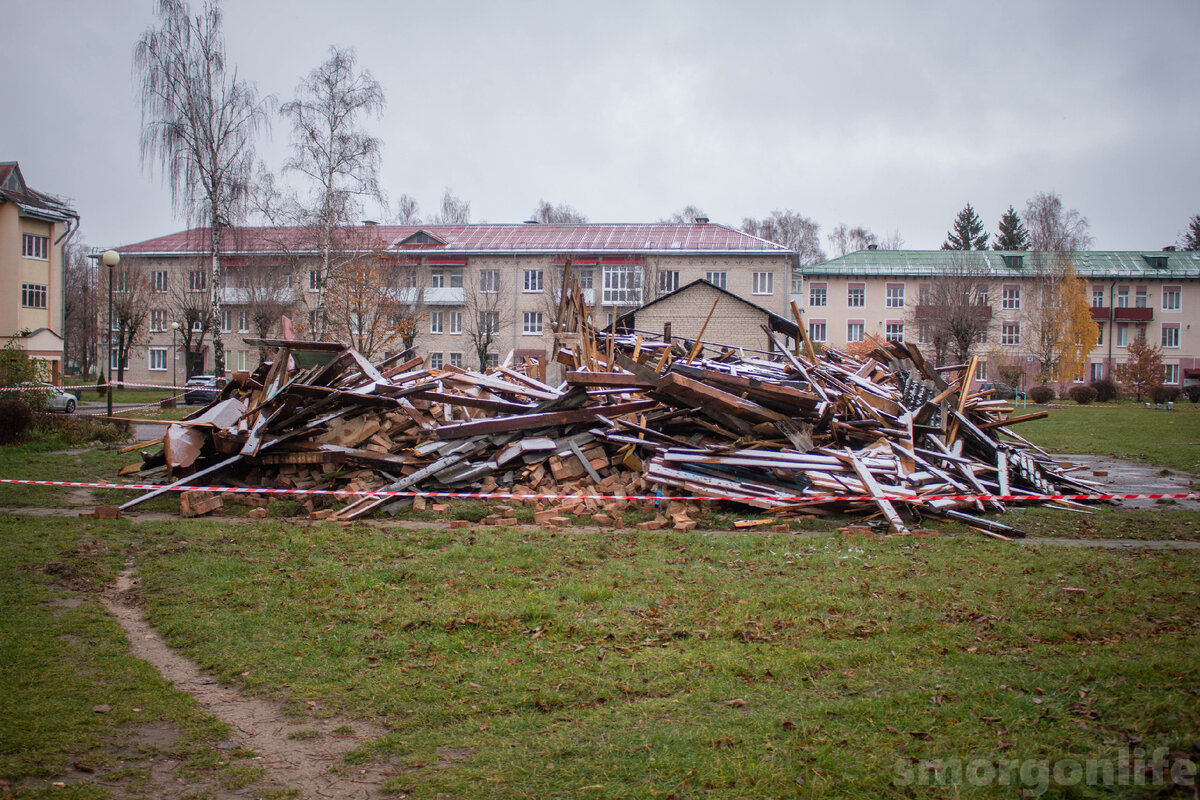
[183,375,226,405]
[981,381,1026,401]
[17,382,76,413]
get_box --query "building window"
[807,321,826,343]
[150,309,166,332]
[479,269,499,294]
[975,361,987,382]
[484,353,499,369]
[149,347,167,371]
[576,268,594,289]
[885,322,904,343]
[430,311,444,334]
[307,270,320,292]
[1090,363,1103,382]
[1002,285,1020,310]
[153,270,168,292]
[523,269,543,293]
[918,325,930,345]
[885,284,905,309]
[603,264,643,305]
[110,348,128,371]
[1117,324,1129,347]
[1001,322,1020,346]
[20,283,48,309]
[449,352,463,368]
[1135,288,1148,308]
[753,272,774,295]
[449,310,462,334]
[705,270,726,290]
[1097,324,1103,345]
[1001,254,1023,269]
[1116,287,1129,308]
[479,311,499,335]
[429,352,443,370]
[308,310,319,334]
[847,321,864,342]
[847,285,864,307]
[189,270,207,292]
[431,268,463,288]
[1092,287,1105,308]
[790,273,803,295]
[1165,364,1179,385]
[238,311,249,333]
[808,284,827,307]
[975,328,988,345]
[658,270,679,294]
[918,285,931,306]
[22,233,49,259]
[220,310,232,333]
[523,311,543,335]
[1162,325,1180,349]
[111,270,129,293]
[1163,286,1181,311]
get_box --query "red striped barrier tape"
[1,381,197,392]
[2,478,1198,505]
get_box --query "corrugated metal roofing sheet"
[804,249,1200,279]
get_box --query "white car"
[18,382,77,413]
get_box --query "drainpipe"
[1107,279,1115,377]
[512,254,519,359]
[54,212,80,381]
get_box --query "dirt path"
[101,568,398,799]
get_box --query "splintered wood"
[122,321,1098,536]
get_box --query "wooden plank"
[435,399,657,440]
[848,454,909,534]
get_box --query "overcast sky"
[3,0,1198,253]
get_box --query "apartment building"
[107,222,794,384]
[0,162,78,382]
[801,248,1200,389]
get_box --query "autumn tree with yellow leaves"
[1022,255,1098,384]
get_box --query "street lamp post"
[170,321,180,391]
[101,249,120,417]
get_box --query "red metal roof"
[114,223,790,256]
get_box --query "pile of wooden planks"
[119,325,1097,537]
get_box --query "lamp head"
[101,250,120,268]
[170,321,180,330]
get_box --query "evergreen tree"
[993,205,1029,250]
[942,203,989,250]
[1180,214,1200,251]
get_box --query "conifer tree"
[1180,213,1200,251]
[993,205,1030,250]
[942,203,989,250]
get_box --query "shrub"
[1028,384,1056,404]
[1090,378,1119,402]
[1185,385,1200,403]
[0,399,34,445]
[96,372,107,397]
[1149,385,1180,404]
[1069,385,1098,405]
[31,412,131,445]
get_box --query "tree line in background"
[61,0,1200,389]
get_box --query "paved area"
[1057,452,1200,510]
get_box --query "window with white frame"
[603,264,643,305]
[1001,322,1020,346]
[918,285,931,306]
[1135,287,1148,308]
[1092,287,1105,308]
[479,269,499,293]
[885,322,904,343]
[1002,285,1020,310]
[1117,324,1129,347]
[430,310,444,334]
[449,352,463,368]
[1162,325,1180,349]
[109,347,128,371]
[753,272,774,295]
[885,284,905,308]
[22,233,48,259]
[189,270,206,292]
[808,321,826,343]
[575,268,593,289]
[484,353,499,369]
[523,311,543,335]
[808,284,827,307]
[220,310,232,333]
[704,270,726,290]
[238,311,249,333]
[308,270,321,291]
[149,347,167,371]
[658,270,679,294]
[1090,363,1103,382]
[975,361,987,382]
[429,269,445,288]
[191,319,203,332]
[847,321,864,342]
[523,269,543,293]
[847,285,864,307]
[430,268,462,288]
[20,283,47,309]
[790,273,803,294]
[111,270,128,293]
[153,270,168,292]
[1163,286,1181,311]
[479,311,499,335]
[449,310,462,334]
[429,352,444,369]
[1117,287,1129,308]
[1165,364,1179,385]
[448,268,463,288]
[918,325,930,344]
[150,309,166,332]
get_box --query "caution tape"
[1,478,1198,505]
[0,380,201,392]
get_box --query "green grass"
[1017,401,1200,473]
[0,438,129,508]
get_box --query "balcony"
[553,288,594,305]
[381,287,419,305]
[424,287,465,305]
[219,287,297,304]
[1091,306,1153,321]
[914,304,992,320]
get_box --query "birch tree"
[134,0,271,376]
[530,200,587,223]
[433,189,472,224]
[740,210,825,265]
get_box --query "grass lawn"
[1016,401,1200,474]
[3,513,1198,798]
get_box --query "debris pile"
[119,320,1097,538]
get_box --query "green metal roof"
[802,249,1200,280]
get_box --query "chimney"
[523,219,539,224]
[1163,246,1176,252]
[867,244,878,250]
[361,219,379,226]
[694,216,709,224]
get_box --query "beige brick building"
[801,248,1200,390]
[107,222,795,385]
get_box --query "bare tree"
[660,205,708,223]
[280,46,385,335]
[1023,191,1092,252]
[909,255,993,366]
[433,188,471,224]
[530,200,587,224]
[239,261,297,357]
[63,243,100,377]
[740,210,825,265]
[166,261,214,378]
[826,223,878,256]
[106,265,151,387]
[394,194,421,225]
[134,0,272,376]
[878,229,905,250]
[322,233,421,360]
[464,267,510,369]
